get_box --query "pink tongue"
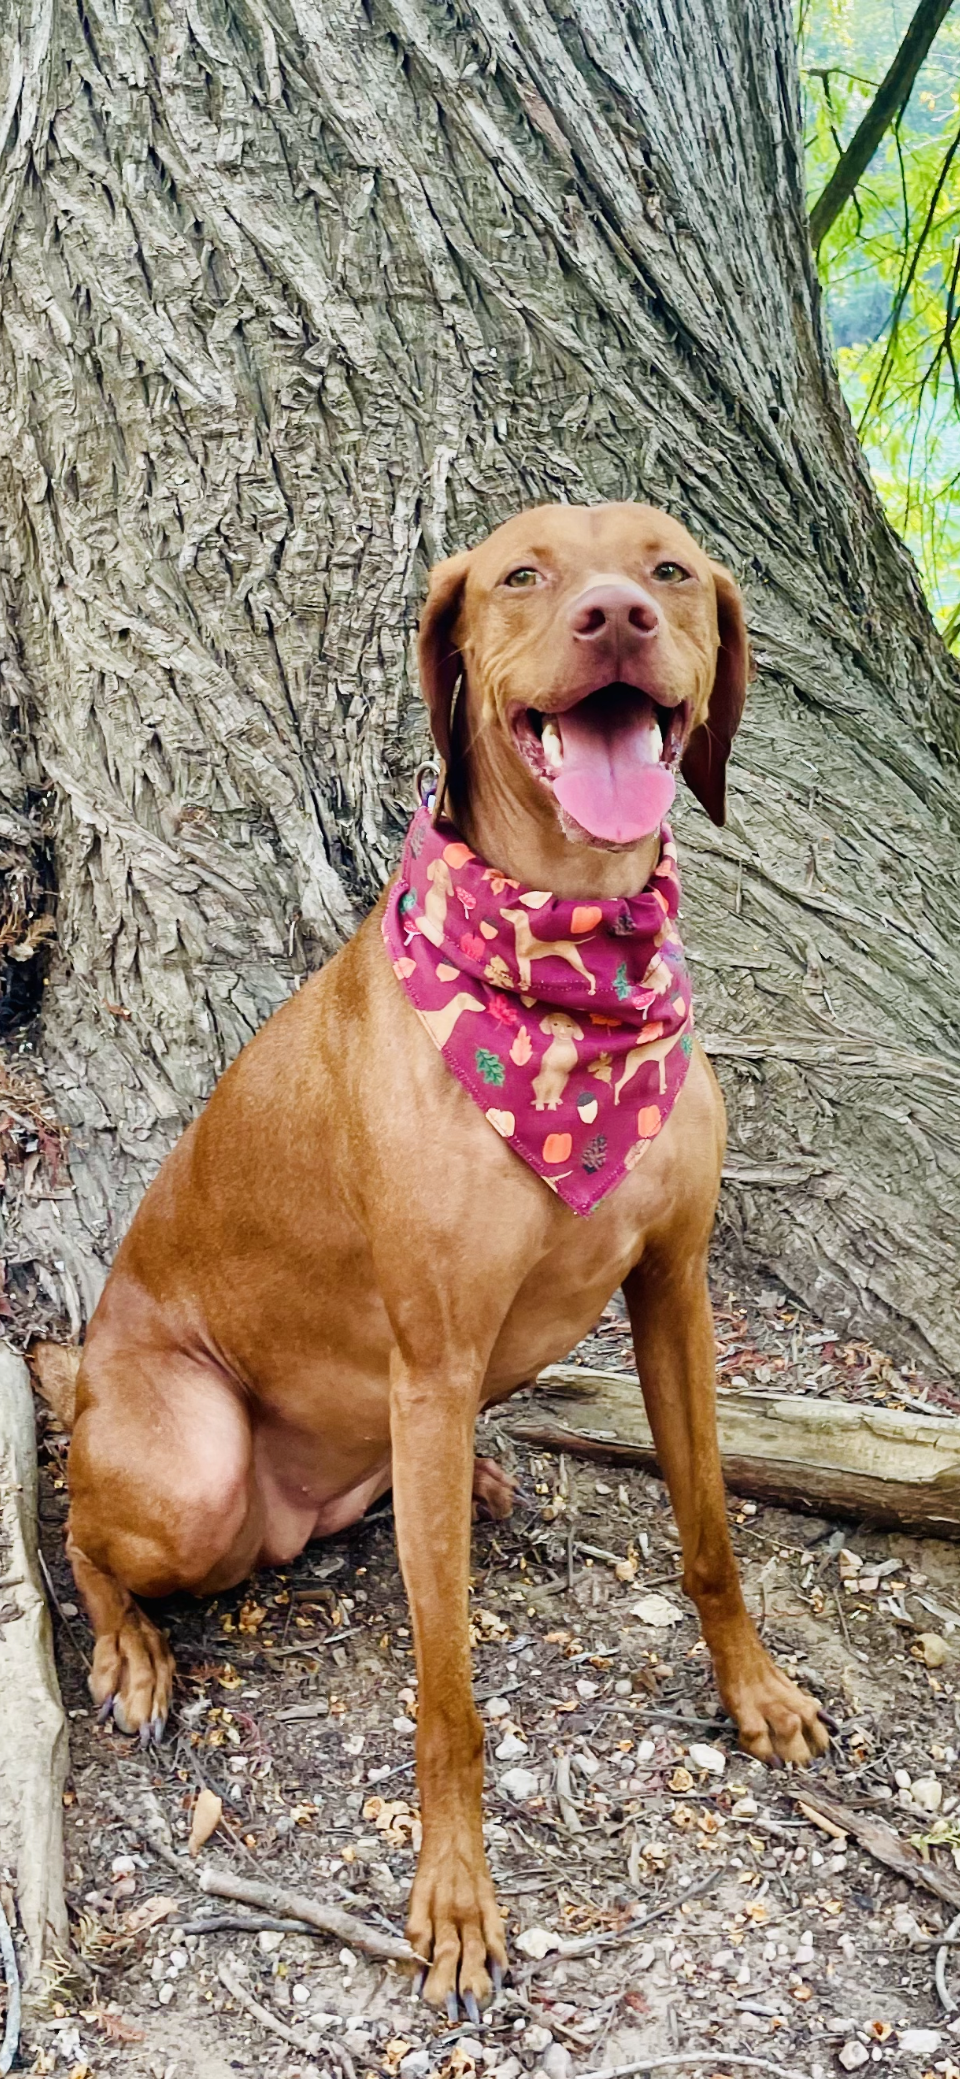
[553,693,676,842]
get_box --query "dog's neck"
[448,704,662,901]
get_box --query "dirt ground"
[14,1260,960,2079]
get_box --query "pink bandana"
[383,808,694,1215]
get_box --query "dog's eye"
[503,567,542,588]
[652,561,689,583]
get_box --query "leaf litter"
[22,1260,960,2079]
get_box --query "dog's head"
[540,1011,583,1040]
[418,502,751,845]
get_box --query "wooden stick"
[0,1895,21,2077]
[935,1911,960,2012]
[217,1959,320,2055]
[581,2058,806,2079]
[0,1343,69,1983]
[790,1787,960,1908]
[509,1366,960,1538]
[199,1866,415,1962]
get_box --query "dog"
[67,501,827,2020]
[531,1010,583,1110]
[499,906,597,995]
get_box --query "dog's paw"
[721,1649,829,1766]
[407,1836,507,2015]
[89,1604,174,1746]
[472,1457,518,1522]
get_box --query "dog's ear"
[680,563,752,826]
[418,551,472,763]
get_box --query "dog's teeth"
[541,718,563,769]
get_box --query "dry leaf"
[122,1894,180,1934]
[83,2002,146,2043]
[188,1787,223,1855]
[30,1341,82,1429]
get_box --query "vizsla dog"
[67,502,827,2019]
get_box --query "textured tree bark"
[1,0,958,1368]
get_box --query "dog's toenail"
[97,1694,115,1723]
[446,1992,459,2024]
[151,1714,165,1745]
[413,1969,426,1999]
[463,1992,481,2026]
[491,1961,504,1994]
[139,1721,152,1749]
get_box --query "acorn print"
[576,1091,599,1126]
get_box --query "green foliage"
[475,1046,506,1086]
[800,0,960,645]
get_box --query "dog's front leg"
[390,1352,506,2018]
[623,1255,829,1766]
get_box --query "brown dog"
[67,503,827,2018]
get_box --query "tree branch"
[809,0,955,248]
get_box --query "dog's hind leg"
[67,1346,259,1740]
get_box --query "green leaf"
[475,1046,506,1087]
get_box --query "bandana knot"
[383,808,694,1214]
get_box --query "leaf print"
[398,889,417,915]
[614,960,631,1001]
[488,994,518,1027]
[475,1046,506,1087]
[510,1024,533,1066]
[484,954,513,988]
[680,1031,694,1057]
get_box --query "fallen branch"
[582,2058,805,2079]
[217,1958,321,2057]
[199,1866,414,1962]
[0,1343,70,1983]
[509,1367,960,1538]
[936,1911,960,2013]
[180,1913,316,1937]
[790,1787,960,1908]
[0,1895,21,2077]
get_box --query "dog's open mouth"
[511,685,689,844]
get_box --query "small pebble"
[400,2054,430,2079]
[499,1767,539,1802]
[910,1776,942,1813]
[522,2025,553,2054]
[157,1982,175,2007]
[486,1697,512,1720]
[838,2043,868,2071]
[495,1732,528,1760]
[898,2030,941,2055]
[688,1742,725,1775]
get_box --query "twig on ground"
[37,1546,92,1671]
[936,1909,960,2012]
[581,2058,805,2079]
[790,1787,960,1908]
[217,1958,319,2055]
[520,1866,725,1973]
[179,1913,315,1936]
[0,1894,21,2077]
[199,1867,415,1962]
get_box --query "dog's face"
[419,502,751,842]
[540,1011,583,1040]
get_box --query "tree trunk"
[1,0,958,1369]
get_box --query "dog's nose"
[568,580,660,643]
